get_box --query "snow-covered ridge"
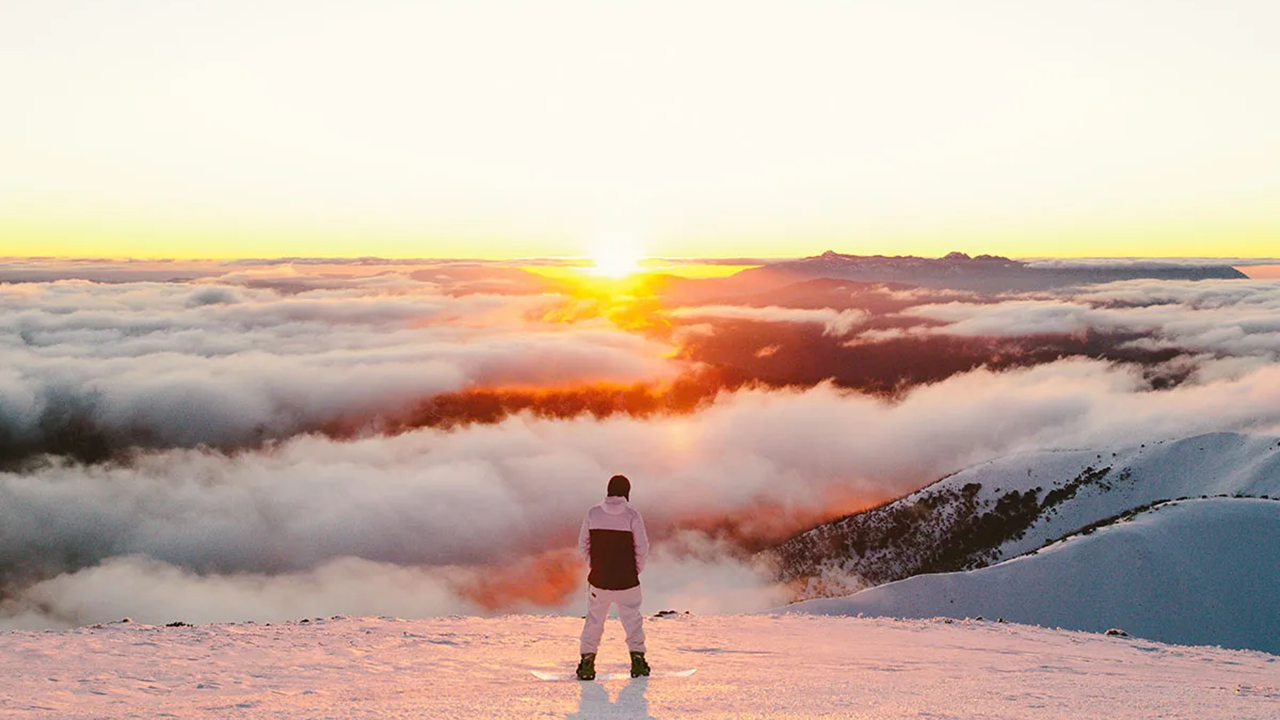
[773,432,1280,599]
[2,614,1277,719]
[785,497,1280,654]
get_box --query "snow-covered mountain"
[786,497,1280,654]
[772,431,1280,654]
[773,432,1280,599]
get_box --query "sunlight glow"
[587,235,644,278]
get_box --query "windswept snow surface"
[2,615,1278,719]
[787,498,1280,655]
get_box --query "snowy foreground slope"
[787,498,1280,655]
[2,615,1278,719]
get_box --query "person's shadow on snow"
[564,678,658,719]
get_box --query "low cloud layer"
[4,358,1280,626]
[3,260,1280,627]
[0,271,681,463]
[883,280,1280,359]
[668,305,869,337]
[0,538,788,629]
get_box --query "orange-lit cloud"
[454,550,585,612]
[5,258,1280,627]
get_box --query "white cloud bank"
[667,305,869,336]
[0,272,681,453]
[4,265,1280,627]
[853,279,1280,358]
[4,357,1280,626]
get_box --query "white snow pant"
[579,584,646,655]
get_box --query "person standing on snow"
[576,474,651,680]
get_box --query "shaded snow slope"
[2,615,1278,719]
[787,498,1280,655]
[774,432,1280,598]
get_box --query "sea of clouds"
[2,259,1279,628]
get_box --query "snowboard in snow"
[531,668,697,681]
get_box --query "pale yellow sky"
[2,0,1278,259]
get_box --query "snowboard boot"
[575,653,596,681]
[629,651,651,678]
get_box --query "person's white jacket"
[577,496,649,590]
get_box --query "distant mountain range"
[770,432,1280,652]
[731,251,1247,294]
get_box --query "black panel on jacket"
[587,528,639,590]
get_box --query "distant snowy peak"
[743,252,1246,293]
[772,432,1280,600]
[785,497,1280,655]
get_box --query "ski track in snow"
[1,615,1277,719]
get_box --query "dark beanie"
[607,474,631,500]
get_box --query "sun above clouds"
[587,234,645,278]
